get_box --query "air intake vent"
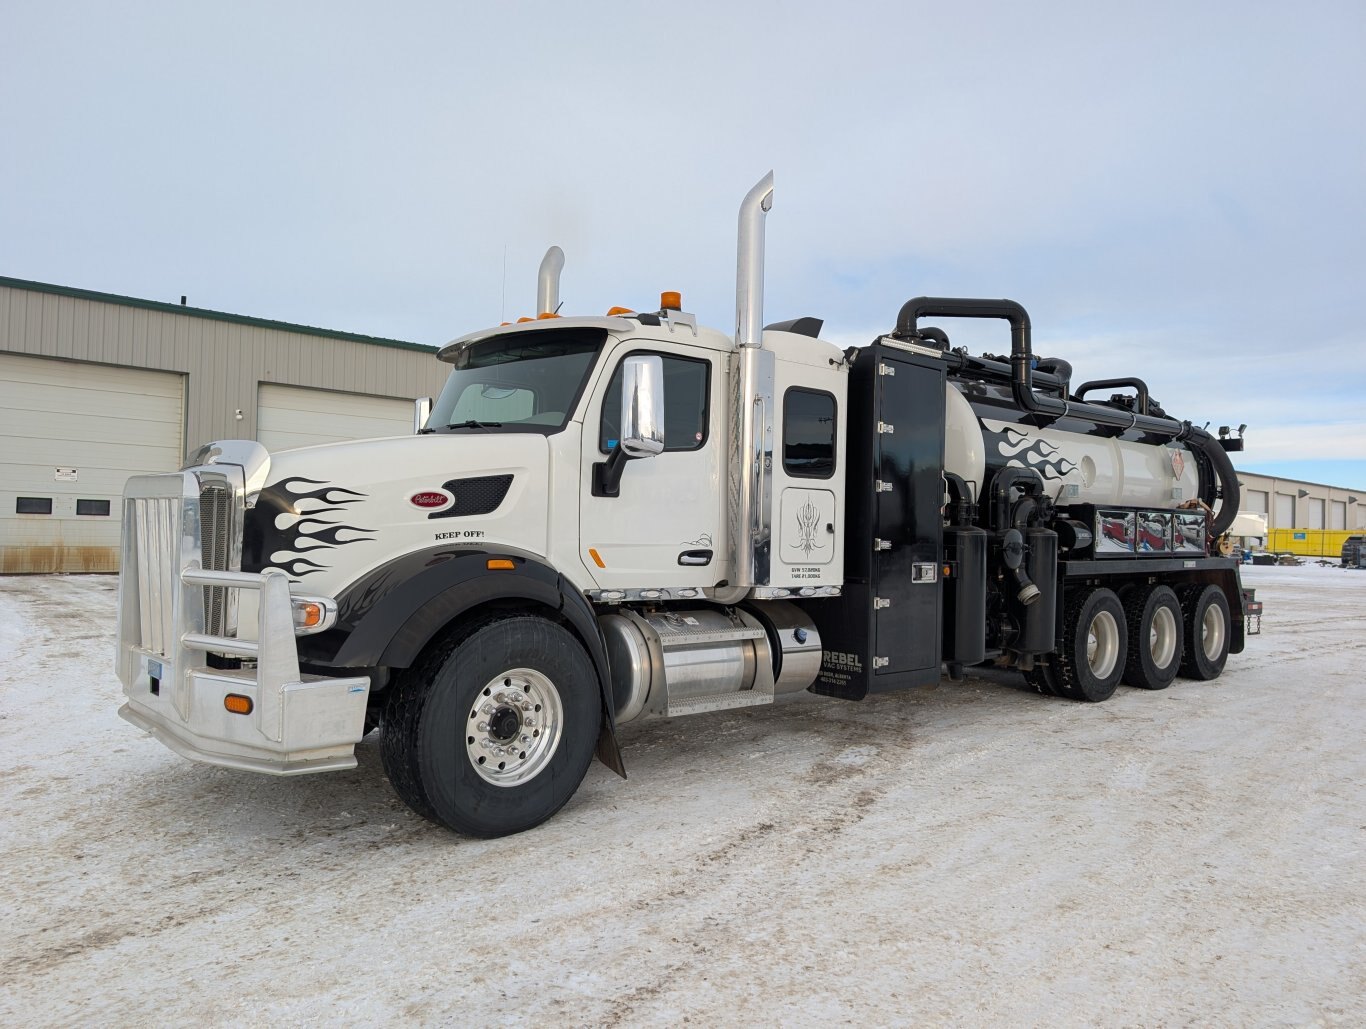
[429,475,514,519]
[199,483,233,635]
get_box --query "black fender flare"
[304,545,624,776]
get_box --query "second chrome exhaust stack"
[537,245,565,316]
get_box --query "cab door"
[578,341,722,590]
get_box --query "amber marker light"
[292,601,323,629]
[606,306,635,316]
[660,291,682,311]
[486,558,516,571]
[536,311,560,319]
[224,694,253,715]
[588,548,606,569]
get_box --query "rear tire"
[1053,587,1128,702]
[1024,659,1061,697]
[1121,585,1184,690]
[1179,584,1230,681]
[381,615,601,837]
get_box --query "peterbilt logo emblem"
[410,491,451,510]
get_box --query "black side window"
[783,388,836,478]
[599,353,710,453]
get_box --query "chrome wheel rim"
[1087,610,1121,679]
[466,667,564,787]
[1150,605,1178,669]
[1202,603,1226,662]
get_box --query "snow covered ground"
[1,564,1362,1026]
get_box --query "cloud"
[1,0,1362,487]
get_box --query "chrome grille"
[199,484,233,636]
[131,496,180,656]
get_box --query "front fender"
[302,545,624,776]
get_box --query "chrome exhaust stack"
[720,172,777,603]
[537,245,565,316]
[735,171,774,349]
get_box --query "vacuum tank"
[911,298,1240,534]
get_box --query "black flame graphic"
[243,477,375,580]
[272,477,366,510]
[999,427,1078,481]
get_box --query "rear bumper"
[117,469,370,775]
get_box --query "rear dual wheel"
[1121,585,1184,690]
[1037,582,1230,701]
[1053,587,1128,702]
[1179,584,1231,681]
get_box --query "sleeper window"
[783,388,836,478]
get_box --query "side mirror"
[414,396,433,434]
[594,355,666,497]
[619,355,665,457]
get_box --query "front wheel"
[381,615,601,837]
[1053,587,1128,702]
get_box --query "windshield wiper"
[446,420,504,430]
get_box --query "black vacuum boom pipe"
[893,296,1241,535]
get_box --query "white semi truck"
[115,175,1257,837]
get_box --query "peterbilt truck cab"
[116,174,1251,837]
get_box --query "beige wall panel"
[1307,497,1325,529]
[1,282,447,462]
[257,383,413,451]
[1,278,454,571]
[1274,493,1294,529]
[0,352,183,573]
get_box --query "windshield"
[428,328,606,434]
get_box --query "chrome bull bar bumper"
[116,470,369,776]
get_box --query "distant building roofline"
[0,274,435,355]
[1235,467,1364,494]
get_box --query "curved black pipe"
[1187,425,1241,535]
[1034,357,1072,398]
[897,295,1241,535]
[1075,377,1150,415]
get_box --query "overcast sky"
[3,1,1364,489]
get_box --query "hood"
[241,433,550,593]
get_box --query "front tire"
[1179,585,1230,681]
[381,615,601,837]
[1053,587,1128,702]
[1121,585,1184,690]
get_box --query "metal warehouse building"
[1,276,447,574]
[1235,469,1364,557]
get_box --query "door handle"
[678,550,713,566]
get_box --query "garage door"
[0,352,184,573]
[256,383,413,451]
